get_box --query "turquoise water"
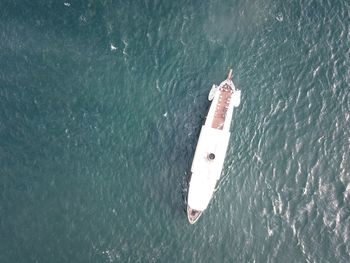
[1,0,349,262]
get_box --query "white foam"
[110,44,117,51]
[313,66,320,77]
[276,13,283,22]
[155,79,161,92]
[122,39,128,56]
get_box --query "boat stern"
[187,206,203,224]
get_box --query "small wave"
[276,13,283,22]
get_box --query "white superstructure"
[187,69,241,224]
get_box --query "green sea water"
[1,0,349,262]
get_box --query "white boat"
[187,69,241,224]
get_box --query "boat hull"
[186,69,240,224]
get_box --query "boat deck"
[211,84,233,130]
